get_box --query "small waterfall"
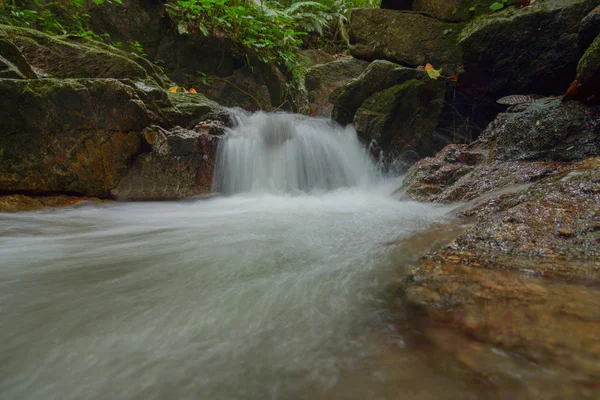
[213,112,377,194]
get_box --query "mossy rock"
[459,0,599,96]
[349,9,465,75]
[330,60,424,125]
[353,78,447,167]
[0,77,226,198]
[0,35,37,79]
[575,33,600,99]
[578,5,600,50]
[0,24,169,87]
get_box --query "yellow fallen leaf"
[424,63,441,80]
[168,85,179,93]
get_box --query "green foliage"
[0,0,121,39]
[165,0,380,106]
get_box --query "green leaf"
[199,23,209,36]
[490,2,504,11]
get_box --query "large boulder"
[305,58,368,117]
[459,0,599,97]
[350,8,464,75]
[578,5,600,50]
[401,98,600,202]
[330,60,423,125]
[353,78,447,168]
[0,76,226,198]
[0,79,147,197]
[479,99,600,162]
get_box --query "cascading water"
[213,112,377,194]
[0,112,467,400]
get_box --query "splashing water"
[213,112,377,194]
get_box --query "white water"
[0,113,462,400]
[213,112,376,194]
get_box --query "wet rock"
[0,194,105,213]
[400,97,599,202]
[478,99,600,162]
[459,0,599,96]
[330,60,423,125]
[402,159,600,396]
[578,5,600,50]
[305,58,368,117]
[350,9,464,75]
[400,144,486,201]
[114,125,220,200]
[353,78,447,168]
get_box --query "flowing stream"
[0,113,471,399]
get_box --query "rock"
[87,0,170,59]
[299,49,335,67]
[0,78,146,197]
[401,98,598,202]
[412,0,497,22]
[353,78,447,168]
[0,77,226,198]
[198,66,272,112]
[0,24,168,86]
[578,5,600,50]
[574,33,600,100]
[478,99,600,162]
[459,0,599,97]
[305,58,368,117]
[349,8,464,75]
[0,194,105,213]
[330,60,423,125]
[0,35,37,79]
[402,159,600,397]
[114,125,220,200]
[380,0,412,10]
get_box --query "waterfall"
[213,112,377,194]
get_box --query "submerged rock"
[350,9,464,75]
[305,58,368,117]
